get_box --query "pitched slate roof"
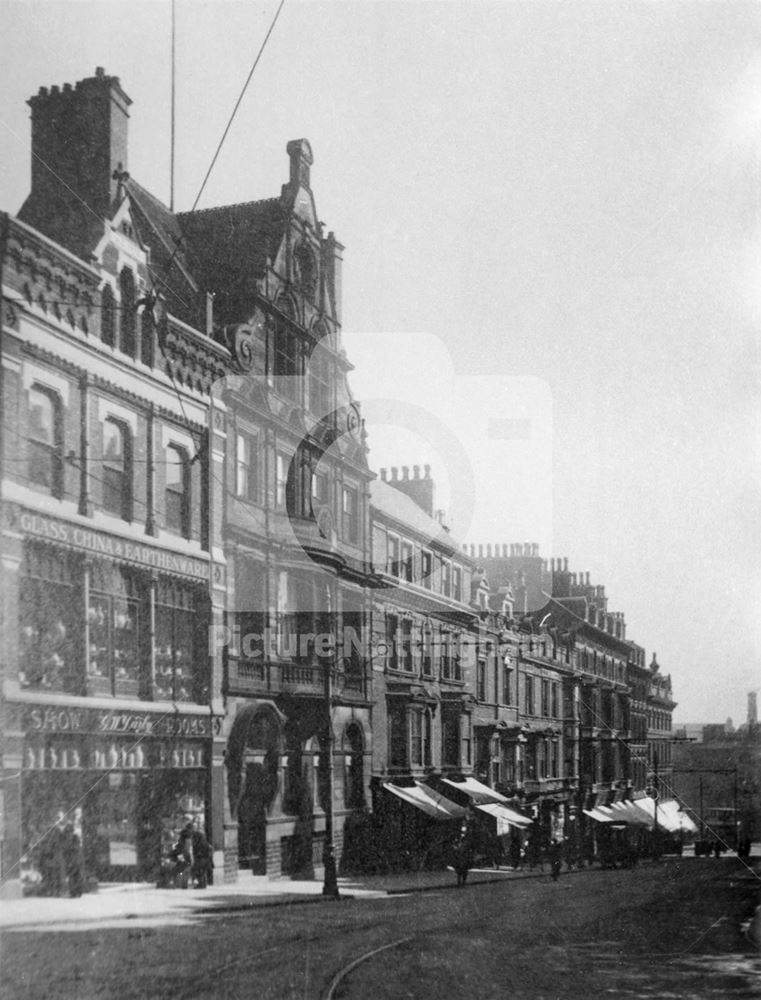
[370,479,460,554]
[177,198,285,324]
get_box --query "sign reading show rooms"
[17,508,209,581]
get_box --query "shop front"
[16,704,219,886]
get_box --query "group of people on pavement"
[159,819,214,889]
[448,810,570,887]
[37,810,85,897]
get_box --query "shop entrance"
[228,706,282,875]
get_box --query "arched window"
[294,243,317,301]
[140,303,155,367]
[274,319,299,396]
[102,418,132,520]
[119,267,136,357]
[101,284,115,347]
[27,386,63,497]
[165,444,190,537]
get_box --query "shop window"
[27,385,63,497]
[165,444,190,536]
[154,581,207,702]
[102,418,132,521]
[342,485,359,543]
[101,284,116,347]
[236,431,259,503]
[19,544,78,692]
[119,267,137,357]
[88,562,140,694]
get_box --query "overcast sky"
[1,0,759,724]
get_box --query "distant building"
[672,692,761,847]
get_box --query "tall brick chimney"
[19,67,132,256]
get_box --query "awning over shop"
[477,802,533,835]
[609,801,652,826]
[582,807,616,823]
[383,782,466,821]
[441,776,509,805]
[631,797,698,833]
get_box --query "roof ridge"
[177,196,281,218]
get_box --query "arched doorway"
[228,707,283,874]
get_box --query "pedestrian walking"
[451,822,474,887]
[61,819,85,897]
[171,823,194,888]
[38,811,67,896]
[191,822,213,889]
[549,839,563,882]
[509,835,522,870]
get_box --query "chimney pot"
[424,464,431,478]
[63,83,72,93]
[95,66,105,77]
[51,85,60,95]
[478,544,484,557]
[391,467,398,481]
[486,544,492,557]
[564,557,569,572]
[402,465,409,480]
[413,464,420,479]
[380,468,387,481]
[502,544,508,557]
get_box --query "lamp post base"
[322,848,340,899]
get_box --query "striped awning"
[383,782,466,821]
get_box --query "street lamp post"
[322,586,340,899]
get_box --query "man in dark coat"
[190,823,213,889]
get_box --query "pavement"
[0,863,556,930]
[2,848,756,931]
